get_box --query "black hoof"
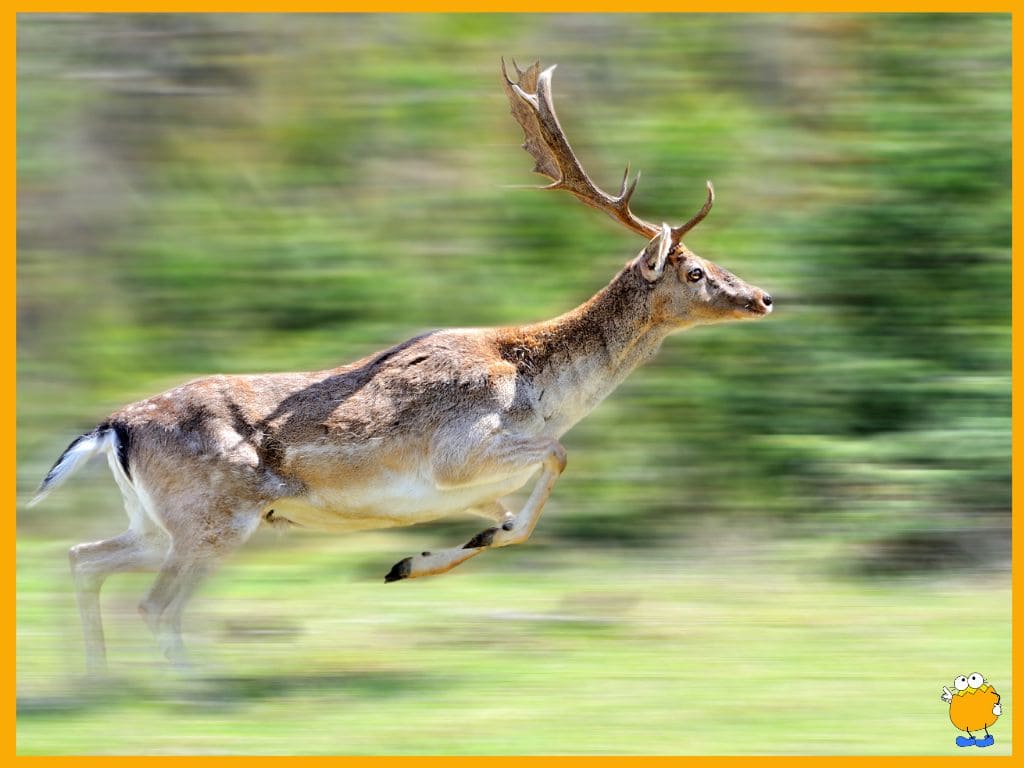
[464,527,498,549]
[384,557,413,583]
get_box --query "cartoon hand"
[941,686,953,703]
[993,703,1002,716]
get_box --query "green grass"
[16,529,1011,755]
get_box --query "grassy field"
[16,525,1011,756]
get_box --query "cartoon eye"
[687,267,704,283]
[967,673,984,689]
[954,675,968,691]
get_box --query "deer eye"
[687,267,704,283]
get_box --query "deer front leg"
[385,438,566,582]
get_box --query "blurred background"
[17,13,1010,755]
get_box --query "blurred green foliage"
[18,13,1010,570]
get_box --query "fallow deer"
[29,61,772,671]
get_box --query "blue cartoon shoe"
[974,735,994,748]
[955,736,976,747]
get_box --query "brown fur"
[38,63,774,670]
[42,235,770,670]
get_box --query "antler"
[501,59,714,246]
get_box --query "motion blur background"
[17,13,1010,755]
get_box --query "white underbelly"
[267,467,538,533]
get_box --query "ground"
[16,528,1011,755]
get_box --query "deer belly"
[267,469,536,533]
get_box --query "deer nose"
[750,290,773,315]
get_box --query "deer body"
[31,61,771,670]
[85,264,666,534]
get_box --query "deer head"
[635,224,773,327]
[502,60,773,328]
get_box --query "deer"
[28,61,773,672]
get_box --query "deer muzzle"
[744,289,773,316]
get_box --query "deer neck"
[503,265,670,434]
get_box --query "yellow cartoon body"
[949,683,1000,732]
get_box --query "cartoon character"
[941,672,1002,747]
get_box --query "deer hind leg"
[138,552,213,666]
[68,459,170,673]
[69,528,168,673]
[138,505,262,666]
[385,438,566,582]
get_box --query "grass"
[16,527,1011,755]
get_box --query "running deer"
[30,61,772,670]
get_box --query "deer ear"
[639,223,672,282]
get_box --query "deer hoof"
[384,557,413,583]
[463,527,498,550]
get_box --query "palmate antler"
[501,59,714,247]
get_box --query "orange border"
[3,2,1022,10]
[7,4,1019,765]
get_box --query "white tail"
[29,427,125,508]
